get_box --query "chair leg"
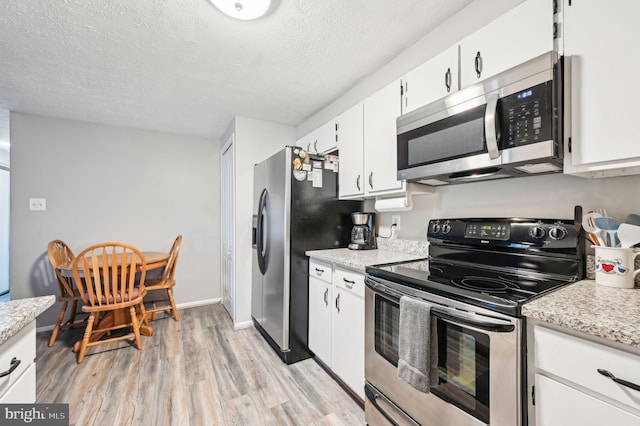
[68,300,79,325]
[130,306,143,350]
[77,312,96,364]
[48,301,69,347]
[167,289,179,321]
[139,303,150,328]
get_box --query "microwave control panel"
[500,81,553,148]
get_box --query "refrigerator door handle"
[256,188,268,274]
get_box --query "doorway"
[221,133,235,321]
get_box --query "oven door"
[365,276,522,426]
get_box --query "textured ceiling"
[0,0,474,139]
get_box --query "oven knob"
[442,223,451,234]
[549,226,567,240]
[432,223,441,233]
[529,226,546,239]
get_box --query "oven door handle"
[432,308,515,333]
[365,383,420,426]
[365,277,405,300]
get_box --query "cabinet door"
[337,103,365,198]
[459,0,553,88]
[314,120,337,154]
[364,79,404,196]
[564,1,640,169]
[535,374,640,426]
[403,45,459,114]
[298,120,336,155]
[308,276,332,366]
[332,284,364,400]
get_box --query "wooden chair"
[47,240,87,346]
[145,235,182,321]
[72,242,150,363]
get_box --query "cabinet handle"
[356,175,361,191]
[0,357,21,378]
[597,369,640,392]
[369,172,373,190]
[343,278,355,289]
[445,67,452,92]
[315,267,325,274]
[335,293,340,312]
[475,51,482,78]
[314,140,318,153]
[306,143,310,152]
[323,288,328,306]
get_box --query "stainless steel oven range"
[364,218,584,426]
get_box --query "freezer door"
[251,161,266,326]
[260,148,289,351]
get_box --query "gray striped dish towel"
[397,295,439,393]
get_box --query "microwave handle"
[484,92,500,160]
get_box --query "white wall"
[10,112,220,327]
[377,173,640,240]
[224,116,296,326]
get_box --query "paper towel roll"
[374,196,412,212]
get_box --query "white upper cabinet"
[459,0,554,89]
[563,0,640,177]
[297,120,336,155]
[337,103,365,198]
[364,79,405,195]
[402,45,459,114]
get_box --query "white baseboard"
[176,298,221,310]
[233,320,254,330]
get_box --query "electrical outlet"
[29,198,46,211]
[391,215,401,231]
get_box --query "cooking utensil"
[594,216,620,247]
[617,223,640,248]
[625,213,640,226]
[582,212,605,246]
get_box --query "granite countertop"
[522,280,640,349]
[0,296,56,345]
[306,239,428,273]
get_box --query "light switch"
[29,198,46,211]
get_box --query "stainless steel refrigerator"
[251,146,361,364]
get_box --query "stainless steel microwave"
[396,51,563,185]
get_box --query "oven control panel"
[465,222,510,240]
[428,218,579,249]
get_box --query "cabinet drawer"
[534,325,640,411]
[535,373,640,426]
[0,363,35,404]
[0,321,35,399]
[334,267,364,298]
[309,259,332,283]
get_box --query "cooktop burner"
[365,217,584,316]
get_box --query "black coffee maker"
[348,212,377,250]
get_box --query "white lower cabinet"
[535,374,640,426]
[308,259,333,366]
[331,267,365,400]
[532,325,640,425]
[308,259,365,400]
[0,321,36,403]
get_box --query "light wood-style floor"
[36,303,365,426]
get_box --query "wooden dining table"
[56,251,170,350]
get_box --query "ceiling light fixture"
[209,0,273,20]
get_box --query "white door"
[221,134,235,320]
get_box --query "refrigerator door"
[252,147,290,352]
[251,160,266,327]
